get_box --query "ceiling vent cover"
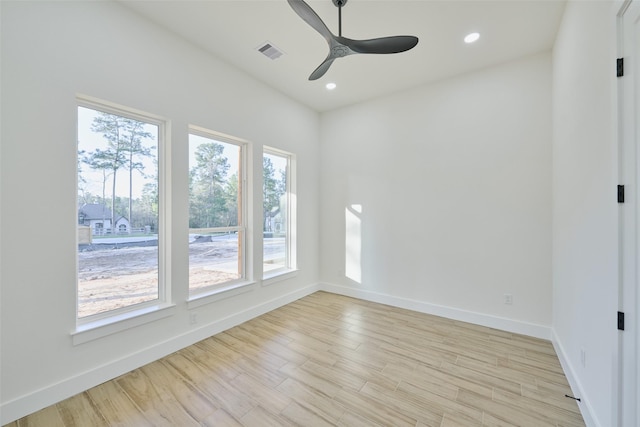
[257,42,284,60]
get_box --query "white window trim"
[187,126,250,298]
[262,268,299,286]
[187,280,256,309]
[72,302,176,345]
[75,95,171,331]
[262,146,297,281]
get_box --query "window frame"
[262,146,297,283]
[75,96,170,329]
[187,126,250,299]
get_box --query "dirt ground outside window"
[78,236,284,318]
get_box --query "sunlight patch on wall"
[345,204,362,283]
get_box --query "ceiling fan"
[287,0,419,80]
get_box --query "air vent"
[257,42,284,60]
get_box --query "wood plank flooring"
[5,292,585,426]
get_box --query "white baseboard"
[551,329,601,427]
[319,282,552,340]
[0,283,320,425]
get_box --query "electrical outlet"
[580,348,586,368]
[504,294,513,305]
[189,312,198,325]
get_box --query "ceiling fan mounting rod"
[332,0,347,36]
[333,0,346,37]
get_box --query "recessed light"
[464,32,480,44]
[325,82,337,90]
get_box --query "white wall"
[320,53,553,337]
[0,1,320,423]
[551,2,619,426]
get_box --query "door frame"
[617,1,639,426]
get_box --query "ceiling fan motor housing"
[332,45,351,57]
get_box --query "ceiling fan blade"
[342,36,419,54]
[309,56,336,81]
[287,0,334,43]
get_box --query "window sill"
[262,269,299,286]
[72,303,176,345]
[187,280,256,309]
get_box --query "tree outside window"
[188,131,245,294]
[77,104,161,319]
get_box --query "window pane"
[189,133,243,293]
[263,151,288,274]
[77,106,159,318]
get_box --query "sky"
[79,106,287,203]
[78,106,158,201]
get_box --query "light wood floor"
[5,291,584,426]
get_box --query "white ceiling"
[120,0,566,112]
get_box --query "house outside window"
[76,100,165,320]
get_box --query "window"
[77,101,164,320]
[263,147,296,279]
[188,128,247,295]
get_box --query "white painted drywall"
[319,53,553,331]
[551,2,619,426]
[0,1,319,422]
